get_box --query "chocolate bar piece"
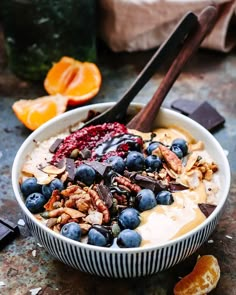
[0,218,19,250]
[198,203,216,217]
[124,171,167,194]
[49,138,63,153]
[96,184,113,208]
[85,161,112,177]
[66,158,75,181]
[80,148,92,160]
[171,99,225,132]
[189,102,225,131]
[168,182,189,192]
[171,99,201,115]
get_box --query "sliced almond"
[41,164,66,175]
[185,153,199,172]
[84,211,103,225]
[188,141,204,152]
[63,207,86,219]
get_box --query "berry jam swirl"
[51,122,129,164]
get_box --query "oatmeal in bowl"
[12,102,230,278]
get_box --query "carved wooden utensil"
[81,11,198,128]
[82,5,218,131]
[127,5,219,131]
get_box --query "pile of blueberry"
[21,137,188,248]
[21,177,64,213]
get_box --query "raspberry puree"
[51,122,142,163]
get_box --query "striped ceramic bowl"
[12,102,230,278]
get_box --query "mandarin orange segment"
[174,255,220,295]
[12,94,68,130]
[65,62,102,106]
[44,57,102,106]
[44,57,80,95]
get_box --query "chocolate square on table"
[189,101,225,132]
[0,218,20,250]
[171,98,201,115]
[171,99,225,132]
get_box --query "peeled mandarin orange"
[174,255,220,295]
[44,56,102,106]
[12,94,68,131]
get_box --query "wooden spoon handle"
[127,5,219,132]
[81,12,198,128]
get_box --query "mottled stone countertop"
[0,27,235,295]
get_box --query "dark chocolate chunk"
[96,184,113,208]
[135,174,167,194]
[124,171,167,194]
[189,102,225,131]
[85,161,112,177]
[171,100,225,132]
[198,203,216,217]
[171,99,201,115]
[169,182,189,192]
[0,218,19,250]
[49,138,63,153]
[66,158,75,181]
[80,148,92,160]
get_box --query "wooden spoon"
[81,11,198,128]
[127,5,219,132]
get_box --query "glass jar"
[0,0,96,81]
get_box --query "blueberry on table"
[21,177,42,197]
[146,141,160,155]
[171,138,188,156]
[75,164,96,186]
[137,189,157,211]
[170,145,184,159]
[145,155,162,171]
[126,151,145,171]
[87,225,113,247]
[156,190,174,205]
[60,222,81,241]
[42,178,64,199]
[25,192,47,213]
[118,208,141,229]
[117,229,142,248]
[106,156,125,174]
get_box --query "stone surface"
[0,26,235,295]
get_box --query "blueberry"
[171,138,188,156]
[156,190,174,205]
[136,189,157,211]
[106,156,125,174]
[42,178,64,199]
[170,145,184,159]
[25,192,47,213]
[126,151,145,171]
[146,141,160,155]
[21,177,42,197]
[118,208,141,229]
[87,225,113,247]
[60,222,81,241]
[117,229,142,248]
[145,155,162,171]
[75,164,96,186]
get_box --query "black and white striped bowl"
[12,102,231,278]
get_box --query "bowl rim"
[12,102,231,253]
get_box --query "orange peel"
[174,255,220,295]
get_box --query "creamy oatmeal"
[19,122,219,248]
